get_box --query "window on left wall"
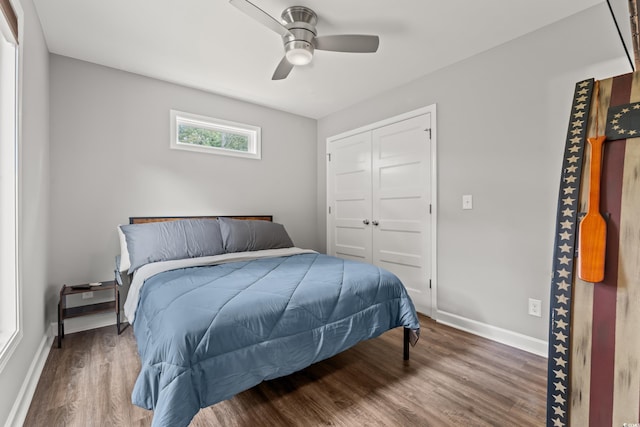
[0,0,21,372]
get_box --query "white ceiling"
[33,0,606,119]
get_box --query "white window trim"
[0,0,23,374]
[170,110,261,160]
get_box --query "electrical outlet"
[82,291,94,300]
[528,298,541,317]
[462,194,473,210]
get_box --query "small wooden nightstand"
[57,280,121,348]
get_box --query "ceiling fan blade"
[272,57,294,80]
[314,35,379,53]
[229,0,291,38]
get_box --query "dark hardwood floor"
[23,315,547,426]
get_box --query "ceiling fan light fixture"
[229,1,380,80]
[286,48,312,65]
[285,40,313,66]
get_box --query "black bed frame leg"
[403,327,410,361]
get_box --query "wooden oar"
[578,135,607,282]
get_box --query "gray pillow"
[120,219,224,272]
[219,217,294,253]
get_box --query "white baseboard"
[436,310,548,357]
[4,333,53,427]
[5,317,118,427]
[414,303,432,318]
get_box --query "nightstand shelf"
[62,301,116,318]
[57,280,121,348]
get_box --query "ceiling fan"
[229,0,380,80]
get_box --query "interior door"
[371,113,432,315]
[327,131,372,263]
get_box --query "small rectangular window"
[170,110,261,160]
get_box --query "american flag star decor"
[550,72,640,426]
[546,78,593,427]
[569,72,640,427]
[605,102,640,140]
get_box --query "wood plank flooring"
[23,315,546,426]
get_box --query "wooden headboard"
[129,215,273,224]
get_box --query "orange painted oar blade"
[578,135,607,283]
[578,213,607,282]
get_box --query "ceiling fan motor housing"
[229,0,380,79]
[281,6,317,64]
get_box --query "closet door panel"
[328,131,373,263]
[372,114,432,313]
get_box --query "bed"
[117,215,420,427]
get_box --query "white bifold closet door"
[328,113,432,315]
[329,130,373,263]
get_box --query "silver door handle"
[363,219,370,225]
[372,220,379,226]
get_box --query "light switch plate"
[462,194,473,210]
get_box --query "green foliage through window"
[178,124,249,152]
[170,110,261,159]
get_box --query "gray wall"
[48,55,318,321]
[0,5,632,423]
[317,4,629,341]
[0,0,50,422]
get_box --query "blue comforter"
[131,252,420,426]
